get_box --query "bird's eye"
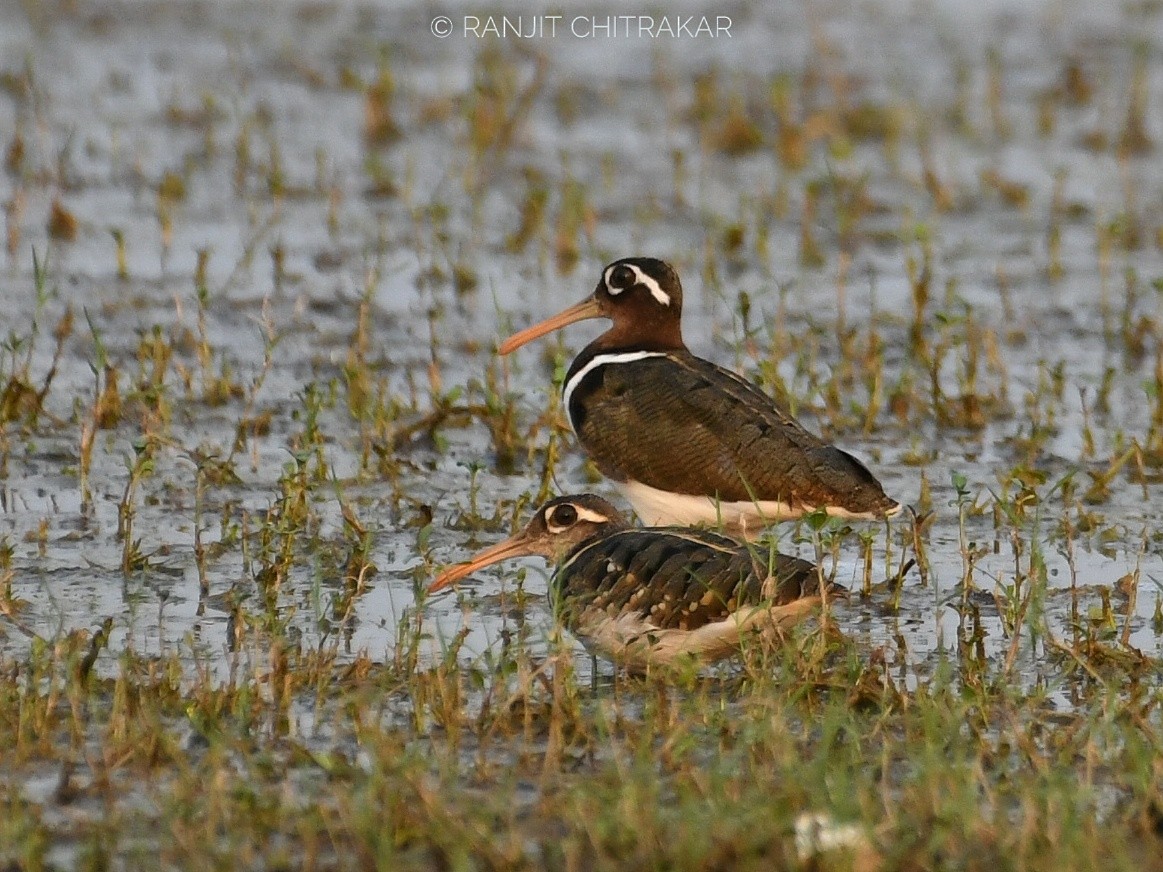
[550,504,578,527]
[608,264,636,292]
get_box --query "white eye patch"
[603,263,671,306]
[546,503,612,533]
[603,265,628,295]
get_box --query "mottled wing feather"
[555,529,823,634]
[570,352,895,515]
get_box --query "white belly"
[618,479,883,537]
[574,596,823,672]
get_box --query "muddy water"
[2,0,1163,695]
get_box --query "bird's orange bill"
[427,533,536,593]
[498,296,604,355]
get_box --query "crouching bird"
[428,494,834,672]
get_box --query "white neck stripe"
[562,351,669,432]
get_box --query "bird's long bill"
[427,533,536,593]
[498,296,604,355]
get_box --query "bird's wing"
[575,353,895,513]
[556,529,821,632]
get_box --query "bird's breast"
[562,350,671,435]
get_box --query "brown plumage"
[499,258,900,535]
[428,495,832,671]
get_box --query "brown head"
[427,495,628,593]
[498,257,686,355]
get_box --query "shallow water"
[2,0,1163,703]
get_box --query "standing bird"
[427,494,831,671]
[499,257,900,535]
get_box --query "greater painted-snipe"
[428,494,832,671]
[499,258,901,535]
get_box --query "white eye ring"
[604,265,629,295]
[545,502,612,533]
[545,505,577,532]
[603,263,670,306]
